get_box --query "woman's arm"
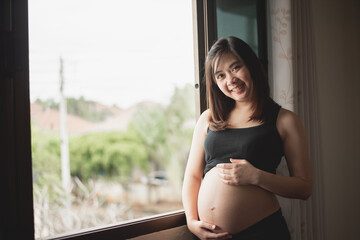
[182,110,207,224]
[182,110,232,239]
[217,108,312,200]
[256,108,312,199]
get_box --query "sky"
[28,0,195,109]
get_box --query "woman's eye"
[232,65,240,72]
[216,74,224,80]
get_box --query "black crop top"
[203,103,284,176]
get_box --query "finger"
[221,179,232,185]
[229,158,245,164]
[217,168,232,174]
[218,172,231,180]
[216,163,233,169]
[200,221,216,231]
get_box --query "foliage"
[128,104,167,168]
[129,84,195,195]
[67,96,113,122]
[163,84,196,193]
[166,83,196,129]
[69,130,148,184]
[35,96,114,122]
[32,126,148,188]
[31,121,62,188]
[32,83,195,195]
[35,98,59,110]
[32,83,196,238]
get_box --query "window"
[0,0,267,239]
[215,0,259,54]
[194,0,267,111]
[201,0,268,71]
[29,0,195,238]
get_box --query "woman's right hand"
[188,219,232,240]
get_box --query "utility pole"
[60,56,71,195]
[59,56,72,228]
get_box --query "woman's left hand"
[216,158,259,186]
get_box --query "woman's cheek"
[220,84,229,95]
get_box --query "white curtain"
[268,0,324,239]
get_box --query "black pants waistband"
[232,208,290,240]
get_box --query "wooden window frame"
[194,0,268,115]
[47,210,186,240]
[0,1,200,239]
[0,0,266,239]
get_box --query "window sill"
[46,209,187,240]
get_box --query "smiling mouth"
[231,82,245,92]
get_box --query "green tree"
[32,84,195,200]
[67,96,113,122]
[35,96,114,122]
[69,130,148,185]
[129,84,195,197]
[163,84,195,195]
[128,104,168,170]
[35,98,59,110]
[31,122,63,204]
[166,83,196,129]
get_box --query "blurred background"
[28,0,196,238]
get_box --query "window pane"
[215,0,258,55]
[29,0,195,238]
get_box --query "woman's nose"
[227,76,237,86]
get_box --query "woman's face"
[213,52,253,103]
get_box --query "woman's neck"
[233,101,253,114]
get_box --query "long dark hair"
[205,36,273,131]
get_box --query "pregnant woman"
[182,37,312,240]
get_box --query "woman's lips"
[231,82,245,93]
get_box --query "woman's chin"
[231,94,249,103]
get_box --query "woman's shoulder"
[277,108,304,139]
[197,109,211,134]
[278,108,299,124]
[199,108,211,119]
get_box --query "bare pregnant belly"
[197,167,280,234]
